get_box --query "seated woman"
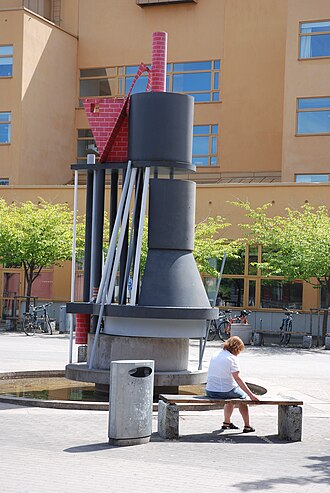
[206,336,259,432]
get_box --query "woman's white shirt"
[206,349,240,392]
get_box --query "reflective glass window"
[218,278,244,308]
[295,174,329,183]
[173,72,212,93]
[0,45,13,77]
[297,98,330,134]
[79,60,221,104]
[77,129,98,163]
[192,124,218,166]
[0,112,11,143]
[260,280,302,309]
[248,281,256,307]
[300,21,330,58]
[125,75,149,94]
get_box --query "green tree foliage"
[0,198,84,309]
[233,201,330,306]
[193,216,239,277]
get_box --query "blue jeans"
[206,386,247,400]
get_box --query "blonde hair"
[223,336,245,355]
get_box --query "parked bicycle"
[208,309,251,342]
[279,308,299,345]
[23,302,54,336]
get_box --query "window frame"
[0,45,13,78]
[0,111,11,144]
[299,20,330,60]
[192,124,218,167]
[296,97,330,136]
[79,59,221,105]
[77,128,99,164]
[295,174,329,183]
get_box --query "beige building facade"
[0,0,330,316]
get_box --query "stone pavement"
[0,332,329,492]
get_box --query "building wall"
[0,9,24,184]
[20,10,77,184]
[0,8,77,186]
[282,0,330,182]
[220,0,288,176]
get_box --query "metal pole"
[130,167,150,305]
[95,162,132,305]
[69,170,79,364]
[83,156,94,302]
[119,168,129,304]
[106,168,137,303]
[198,253,227,370]
[120,168,142,304]
[89,167,137,369]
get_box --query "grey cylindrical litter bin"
[108,360,154,446]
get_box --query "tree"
[233,201,330,307]
[0,198,84,310]
[193,216,239,277]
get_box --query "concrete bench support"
[158,399,179,439]
[278,405,302,442]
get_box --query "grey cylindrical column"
[108,360,154,446]
[148,179,195,250]
[139,179,210,308]
[128,92,194,166]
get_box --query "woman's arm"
[232,371,259,401]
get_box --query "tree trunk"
[322,282,330,344]
[25,277,33,313]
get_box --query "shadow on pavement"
[232,455,330,491]
[64,442,110,453]
[151,430,286,445]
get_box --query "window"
[77,129,98,163]
[0,46,13,77]
[168,60,220,102]
[192,124,218,166]
[0,112,11,143]
[79,60,220,105]
[260,280,302,309]
[300,21,330,59]
[295,174,329,183]
[0,178,9,185]
[137,0,197,5]
[297,98,330,135]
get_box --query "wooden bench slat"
[159,394,303,406]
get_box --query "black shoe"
[243,425,255,433]
[222,422,239,430]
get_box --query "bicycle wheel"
[208,320,218,341]
[280,320,292,345]
[23,315,35,336]
[283,320,292,345]
[45,316,53,335]
[218,320,231,341]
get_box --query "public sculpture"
[66,32,218,392]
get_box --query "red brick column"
[152,31,167,92]
[75,313,90,345]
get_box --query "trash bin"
[230,323,253,345]
[59,305,68,333]
[108,360,154,446]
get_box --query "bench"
[158,394,303,442]
[253,330,312,348]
